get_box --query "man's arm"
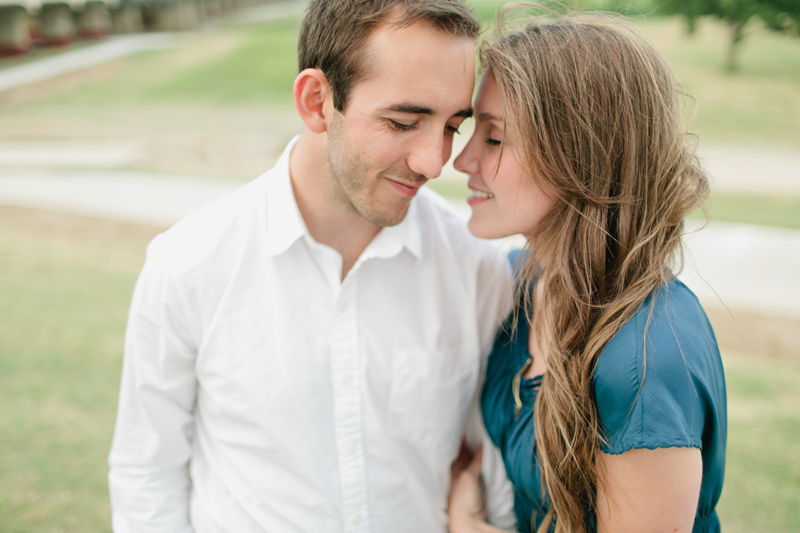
[462,405,518,531]
[108,237,198,532]
[468,241,517,530]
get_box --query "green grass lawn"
[719,351,800,532]
[0,208,160,532]
[0,206,798,531]
[703,192,800,230]
[30,16,302,108]
[4,5,798,149]
[642,18,800,148]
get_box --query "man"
[108,1,516,531]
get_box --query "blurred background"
[0,0,798,531]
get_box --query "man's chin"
[363,203,412,228]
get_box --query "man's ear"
[294,68,332,134]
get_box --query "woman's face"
[454,73,556,240]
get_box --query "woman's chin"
[467,217,512,241]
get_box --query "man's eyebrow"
[383,103,434,115]
[381,104,473,119]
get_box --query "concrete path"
[0,168,244,227]
[225,0,308,25]
[700,145,800,195]
[0,140,146,168]
[681,220,800,319]
[1,167,798,319]
[0,33,185,93]
[1,137,795,196]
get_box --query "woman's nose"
[453,138,479,175]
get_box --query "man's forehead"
[349,23,475,118]
[365,23,474,69]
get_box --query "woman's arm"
[451,442,702,533]
[596,447,702,533]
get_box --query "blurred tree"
[659,0,800,70]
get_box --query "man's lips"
[386,178,424,198]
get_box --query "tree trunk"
[725,20,745,72]
[685,14,697,36]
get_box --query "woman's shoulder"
[594,278,716,382]
[592,279,724,454]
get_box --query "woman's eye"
[486,137,501,146]
[389,120,417,132]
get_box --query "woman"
[448,9,726,533]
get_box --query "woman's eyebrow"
[477,112,502,123]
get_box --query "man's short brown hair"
[299,0,480,112]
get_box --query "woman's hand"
[449,442,491,533]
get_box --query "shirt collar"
[264,135,423,261]
[360,196,422,262]
[264,136,306,257]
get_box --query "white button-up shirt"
[108,138,517,532]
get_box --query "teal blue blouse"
[482,268,727,532]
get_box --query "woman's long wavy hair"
[482,7,709,532]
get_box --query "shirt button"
[352,514,362,525]
[338,301,347,312]
[341,374,353,386]
[343,442,355,455]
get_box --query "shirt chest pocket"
[389,346,479,455]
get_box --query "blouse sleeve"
[592,282,721,455]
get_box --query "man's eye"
[446,125,461,135]
[389,120,416,131]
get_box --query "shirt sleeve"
[593,289,713,455]
[467,242,518,530]
[475,242,514,368]
[108,235,199,533]
[462,400,518,531]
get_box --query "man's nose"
[407,130,446,180]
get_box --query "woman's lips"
[467,185,495,206]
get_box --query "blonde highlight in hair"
[481,6,709,532]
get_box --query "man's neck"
[289,131,382,280]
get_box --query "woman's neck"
[525,276,549,378]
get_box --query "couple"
[108,1,727,532]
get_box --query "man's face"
[325,21,476,227]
